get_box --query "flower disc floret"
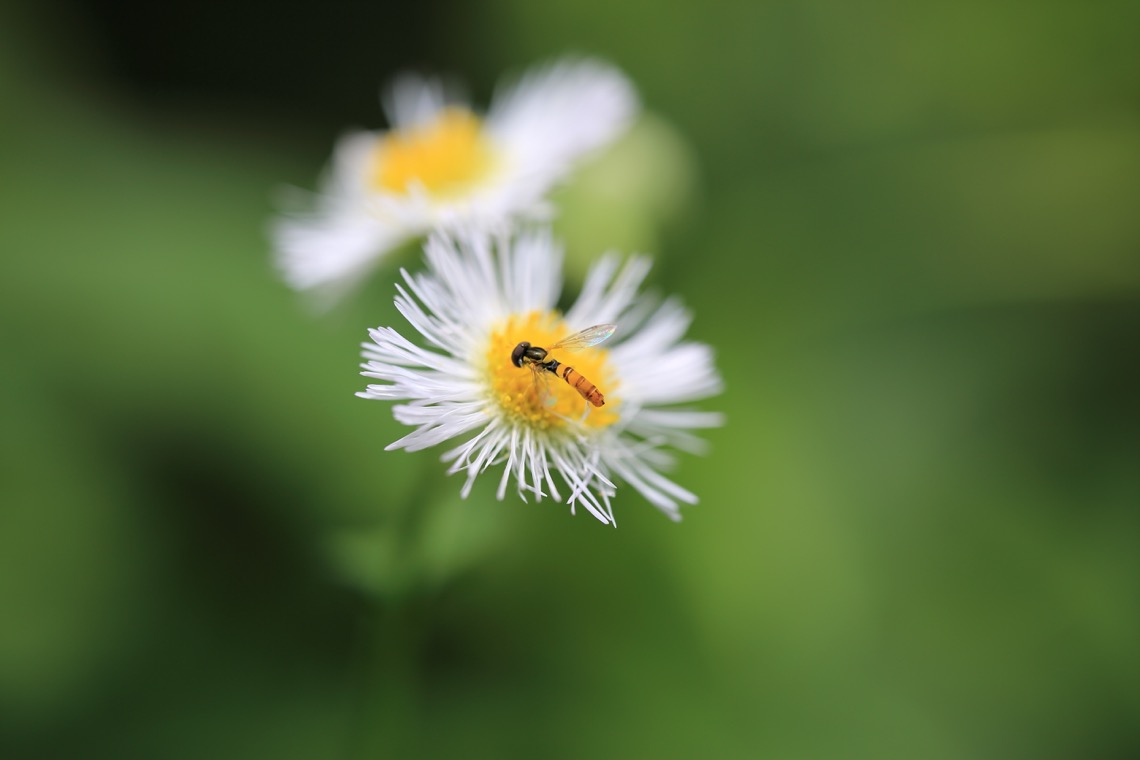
[371,107,497,197]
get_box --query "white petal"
[382,73,456,128]
[488,58,637,179]
[272,210,407,298]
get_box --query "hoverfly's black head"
[511,341,548,367]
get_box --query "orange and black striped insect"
[510,324,615,407]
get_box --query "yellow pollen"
[371,107,497,197]
[484,311,619,431]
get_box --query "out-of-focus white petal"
[487,58,638,179]
[273,210,407,301]
[382,73,455,129]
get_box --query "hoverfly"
[510,324,616,407]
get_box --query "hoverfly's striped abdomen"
[548,360,605,407]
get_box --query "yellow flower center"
[483,311,620,431]
[371,107,497,197]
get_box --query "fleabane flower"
[357,227,723,526]
[274,58,637,302]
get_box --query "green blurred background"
[2,1,1138,757]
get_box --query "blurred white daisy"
[274,58,638,301]
[357,227,723,526]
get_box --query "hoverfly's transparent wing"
[529,364,557,408]
[550,324,616,351]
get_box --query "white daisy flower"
[274,58,638,302]
[357,227,723,526]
